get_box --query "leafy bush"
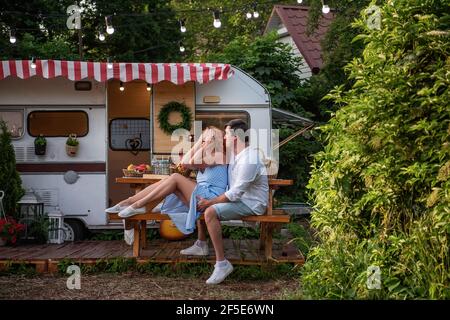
[0,120,24,217]
[302,0,450,299]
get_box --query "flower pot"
[34,144,46,155]
[66,144,78,157]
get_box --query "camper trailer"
[0,60,287,241]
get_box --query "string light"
[322,2,330,14]
[119,81,124,91]
[105,16,114,34]
[107,58,113,69]
[179,19,186,33]
[146,83,151,92]
[213,11,221,28]
[9,29,16,44]
[5,1,284,48]
[252,5,259,18]
[30,57,36,69]
[179,42,185,52]
[297,0,303,3]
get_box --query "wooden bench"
[109,177,293,259]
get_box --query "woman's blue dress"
[160,165,228,234]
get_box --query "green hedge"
[302,0,450,299]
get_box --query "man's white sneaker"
[105,204,126,213]
[180,243,209,256]
[118,205,146,218]
[206,261,234,285]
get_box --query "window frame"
[27,110,89,138]
[108,117,151,152]
[0,108,26,140]
[195,110,251,130]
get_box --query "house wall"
[277,25,312,80]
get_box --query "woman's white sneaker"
[118,205,146,218]
[180,242,209,256]
[105,204,126,213]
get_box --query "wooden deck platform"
[0,239,304,273]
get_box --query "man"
[180,119,269,285]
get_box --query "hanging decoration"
[157,101,192,135]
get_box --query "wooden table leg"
[140,220,147,249]
[133,222,141,257]
[264,224,274,260]
[260,223,267,250]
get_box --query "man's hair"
[224,119,249,143]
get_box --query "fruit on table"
[127,163,150,172]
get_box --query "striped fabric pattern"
[0,60,234,84]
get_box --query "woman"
[105,126,227,235]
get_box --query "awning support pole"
[273,124,315,150]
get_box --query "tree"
[0,120,24,217]
[0,0,182,62]
[302,0,450,299]
[171,0,280,61]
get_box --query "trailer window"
[27,111,88,137]
[109,118,151,151]
[0,109,24,139]
[196,111,250,130]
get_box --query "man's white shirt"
[224,147,269,214]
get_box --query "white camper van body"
[0,66,273,239]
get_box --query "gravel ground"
[0,273,301,300]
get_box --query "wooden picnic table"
[113,174,293,259]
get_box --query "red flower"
[0,217,24,245]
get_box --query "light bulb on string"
[322,4,330,14]
[146,83,151,92]
[179,42,185,53]
[179,19,186,33]
[297,0,303,3]
[105,16,114,34]
[30,57,36,69]
[213,11,221,28]
[98,32,105,41]
[9,29,16,44]
[119,81,124,91]
[246,12,252,19]
[253,5,259,18]
[107,58,113,70]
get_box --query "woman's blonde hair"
[201,126,224,152]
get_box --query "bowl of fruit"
[123,163,152,177]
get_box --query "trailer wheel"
[63,219,86,241]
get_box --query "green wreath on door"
[157,101,193,135]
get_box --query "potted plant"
[0,216,25,246]
[66,133,79,157]
[34,134,47,155]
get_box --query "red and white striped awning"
[0,60,234,84]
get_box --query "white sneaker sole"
[180,248,209,256]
